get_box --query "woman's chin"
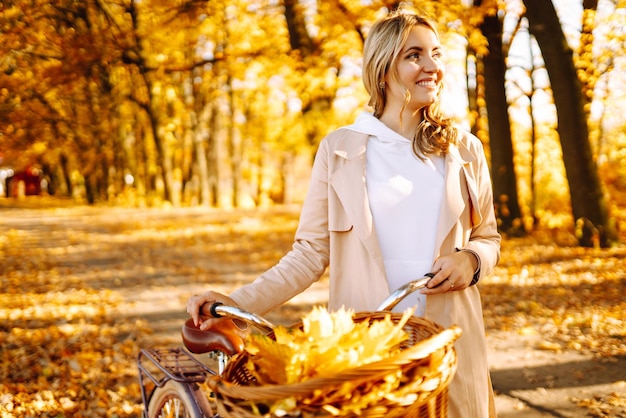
[410,98,437,112]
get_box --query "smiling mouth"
[416,80,437,87]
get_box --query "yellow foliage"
[244,306,413,385]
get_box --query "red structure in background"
[6,167,42,197]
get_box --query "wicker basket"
[207,312,461,418]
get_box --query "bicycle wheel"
[147,380,214,418]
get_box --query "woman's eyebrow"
[403,45,441,54]
[402,46,423,55]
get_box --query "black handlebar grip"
[209,302,224,318]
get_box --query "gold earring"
[379,81,385,89]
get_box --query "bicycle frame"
[137,347,216,417]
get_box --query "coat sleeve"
[461,134,501,282]
[229,139,332,315]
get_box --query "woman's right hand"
[186,291,239,330]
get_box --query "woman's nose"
[423,57,441,73]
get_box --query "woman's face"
[384,25,444,114]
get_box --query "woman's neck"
[378,110,421,140]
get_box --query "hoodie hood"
[342,112,411,144]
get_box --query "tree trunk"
[194,129,211,207]
[523,0,616,247]
[465,51,480,137]
[59,153,72,196]
[127,0,175,205]
[526,28,539,229]
[283,0,315,55]
[227,74,242,208]
[148,112,176,204]
[206,101,220,207]
[479,12,524,235]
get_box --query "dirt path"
[1,202,624,417]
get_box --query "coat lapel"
[434,143,475,255]
[328,132,387,279]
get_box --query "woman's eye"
[406,51,442,60]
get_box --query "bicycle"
[137,275,458,418]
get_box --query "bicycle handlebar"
[375,274,434,311]
[183,274,436,355]
[202,273,436,331]
[203,302,276,334]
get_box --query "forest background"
[1,0,626,416]
[1,0,625,246]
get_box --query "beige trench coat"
[231,127,501,418]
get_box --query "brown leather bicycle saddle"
[181,317,247,356]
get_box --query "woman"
[187,8,500,418]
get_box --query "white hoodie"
[343,112,445,316]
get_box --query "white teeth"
[417,80,436,87]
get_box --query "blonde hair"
[362,8,457,157]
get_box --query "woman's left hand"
[420,250,478,294]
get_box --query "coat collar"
[328,128,477,269]
[334,117,477,164]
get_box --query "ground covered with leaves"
[0,197,625,417]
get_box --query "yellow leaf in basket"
[313,309,412,375]
[322,404,341,416]
[245,333,294,385]
[271,397,297,415]
[419,376,442,392]
[242,306,413,386]
[384,391,418,406]
[302,306,356,340]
